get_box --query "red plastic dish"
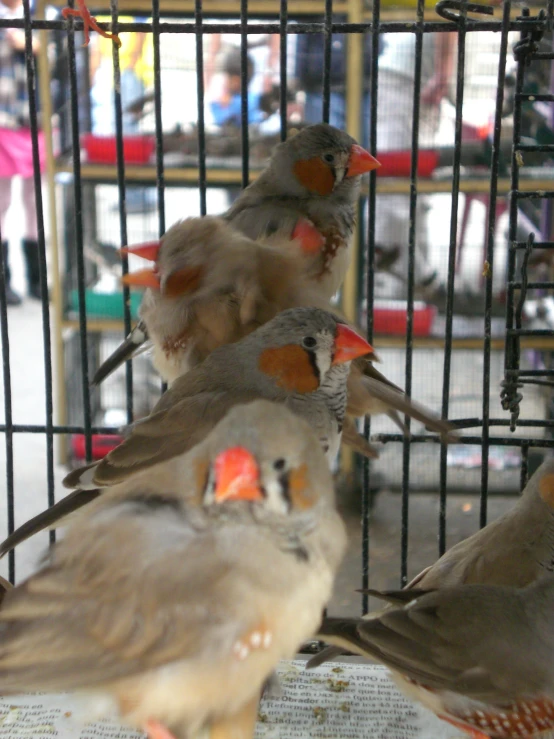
[373,300,437,337]
[81,134,156,165]
[375,149,439,178]
[71,433,123,461]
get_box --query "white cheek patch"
[202,467,217,505]
[313,330,334,379]
[264,478,290,515]
[334,167,346,186]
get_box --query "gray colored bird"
[0,401,347,739]
[316,578,554,739]
[92,124,379,385]
[312,456,554,664]
[0,307,370,555]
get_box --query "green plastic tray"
[69,289,142,320]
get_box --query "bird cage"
[0,0,552,610]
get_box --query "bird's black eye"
[322,153,335,165]
[302,336,317,349]
[274,458,286,471]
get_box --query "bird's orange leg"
[61,0,121,47]
[143,719,178,739]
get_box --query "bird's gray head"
[198,400,336,514]
[237,306,373,395]
[266,124,380,200]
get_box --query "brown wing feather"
[90,390,259,488]
[0,501,249,694]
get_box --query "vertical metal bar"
[240,0,249,188]
[279,0,288,141]
[109,0,133,425]
[195,0,207,216]
[66,5,92,461]
[480,0,510,529]
[36,0,66,467]
[361,0,380,616]
[342,0,363,324]
[0,224,14,582]
[400,0,425,587]
[322,0,332,123]
[520,443,529,489]
[152,0,165,235]
[439,8,467,556]
[504,11,527,406]
[22,0,55,541]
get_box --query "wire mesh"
[0,0,552,614]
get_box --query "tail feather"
[309,617,374,664]
[357,588,434,606]
[0,489,101,558]
[306,646,346,668]
[91,322,150,386]
[359,374,457,442]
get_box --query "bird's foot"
[143,719,178,739]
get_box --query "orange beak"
[292,219,325,255]
[120,241,160,262]
[213,446,264,503]
[333,324,374,365]
[347,144,381,178]
[121,268,160,290]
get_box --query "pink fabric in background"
[0,127,45,178]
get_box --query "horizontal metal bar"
[515,144,554,153]
[516,93,554,102]
[0,17,543,34]
[3,419,554,437]
[452,418,554,428]
[511,241,554,250]
[508,281,554,289]
[0,424,120,434]
[506,329,554,336]
[372,433,554,447]
[507,369,554,376]
[514,191,554,199]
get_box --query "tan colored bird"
[92,213,452,445]
[93,216,331,386]
[312,456,554,661]
[0,400,347,739]
[92,123,379,385]
[315,578,554,739]
[0,307,370,555]
[225,123,380,300]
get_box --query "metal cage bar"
[0,0,553,605]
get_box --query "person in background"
[0,0,45,305]
[210,48,263,128]
[205,30,280,110]
[89,18,155,213]
[295,29,374,147]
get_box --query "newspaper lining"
[0,657,456,738]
